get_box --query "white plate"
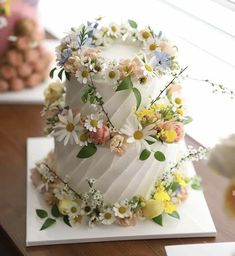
[26,137,216,246]
[165,242,235,256]
[0,40,59,105]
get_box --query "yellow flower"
[142,199,164,219]
[136,108,155,119]
[161,130,177,143]
[174,172,187,187]
[154,183,170,202]
[44,82,64,105]
[176,108,184,116]
[151,103,166,111]
[164,201,177,214]
[174,97,182,105]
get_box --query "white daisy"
[109,22,120,38]
[75,67,90,84]
[53,109,81,146]
[99,208,115,225]
[84,114,103,132]
[113,201,132,219]
[144,38,160,54]
[77,132,90,146]
[120,116,156,152]
[137,28,153,42]
[105,64,120,85]
[69,214,83,226]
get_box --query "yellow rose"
[44,82,64,105]
[58,199,78,215]
[142,199,164,219]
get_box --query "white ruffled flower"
[75,67,90,84]
[113,201,132,219]
[53,109,81,146]
[120,116,156,151]
[84,114,103,132]
[99,208,115,225]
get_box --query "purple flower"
[155,51,170,69]
[58,48,72,66]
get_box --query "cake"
[31,19,207,228]
[0,0,52,92]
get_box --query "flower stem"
[151,66,188,105]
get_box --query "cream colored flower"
[144,38,160,54]
[109,22,120,37]
[137,28,152,42]
[142,199,164,219]
[44,82,64,105]
[58,199,79,215]
[110,133,128,155]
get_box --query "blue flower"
[155,51,170,70]
[58,48,72,66]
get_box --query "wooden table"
[0,104,235,256]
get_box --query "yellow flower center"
[149,43,158,51]
[71,206,77,213]
[174,97,182,105]
[79,133,88,142]
[142,31,150,39]
[144,64,152,72]
[66,123,74,132]
[81,70,89,78]
[118,206,127,214]
[74,215,82,223]
[104,212,112,220]
[90,119,98,127]
[176,108,183,116]
[139,76,147,84]
[133,130,144,140]
[108,70,116,79]
[111,25,117,32]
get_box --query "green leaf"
[132,87,142,110]
[169,181,180,192]
[36,209,48,219]
[63,215,72,227]
[40,218,56,230]
[116,77,133,91]
[81,89,89,103]
[128,19,138,29]
[182,116,193,125]
[154,151,166,162]
[51,204,63,218]
[191,175,202,190]
[58,69,64,81]
[139,149,151,161]
[77,143,97,158]
[168,211,180,219]
[152,214,163,226]
[49,67,57,79]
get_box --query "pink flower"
[90,124,110,144]
[160,40,177,57]
[16,36,31,50]
[83,47,100,60]
[167,83,182,96]
[119,57,144,79]
[162,121,184,142]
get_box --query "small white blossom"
[84,114,103,132]
[99,208,115,225]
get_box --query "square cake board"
[26,137,216,246]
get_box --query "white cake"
[32,20,200,228]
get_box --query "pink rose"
[90,124,110,144]
[162,121,184,142]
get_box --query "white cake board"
[0,40,59,105]
[26,137,216,246]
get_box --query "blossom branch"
[151,66,188,105]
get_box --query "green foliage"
[116,77,133,91]
[128,19,138,29]
[139,149,151,160]
[168,211,180,219]
[132,87,142,110]
[154,151,166,161]
[40,218,56,231]
[77,143,97,158]
[36,209,48,219]
[63,215,72,227]
[152,214,163,226]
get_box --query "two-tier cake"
[31,19,206,228]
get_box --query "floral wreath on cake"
[32,19,214,230]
